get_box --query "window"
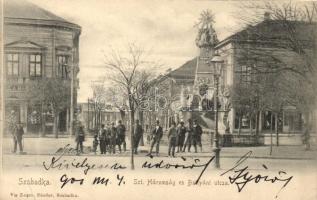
[240,65,251,83]
[29,54,42,77]
[57,55,69,78]
[6,54,19,76]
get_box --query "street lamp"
[210,54,224,168]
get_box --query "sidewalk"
[2,137,316,160]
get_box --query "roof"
[4,0,81,31]
[166,58,197,81]
[159,19,316,84]
[216,20,316,49]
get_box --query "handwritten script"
[221,151,293,198]
[42,145,293,197]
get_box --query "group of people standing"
[93,119,145,155]
[147,118,203,157]
[93,120,127,155]
[165,119,203,157]
[79,118,204,157]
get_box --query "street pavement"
[2,137,316,200]
[2,137,317,160]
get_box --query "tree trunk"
[53,113,59,138]
[270,113,273,155]
[238,115,241,136]
[139,110,144,146]
[87,98,90,130]
[130,109,135,170]
[275,112,279,146]
[94,103,97,130]
[249,115,253,135]
[255,111,260,146]
[304,112,311,151]
[129,93,135,170]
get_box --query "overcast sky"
[29,0,244,102]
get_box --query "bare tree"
[103,43,158,169]
[89,80,107,131]
[231,1,316,148]
[102,70,155,146]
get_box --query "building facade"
[153,15,316,146]
[4,0,81,135]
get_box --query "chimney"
[264,12,271,21]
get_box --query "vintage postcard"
[0,0,316,199]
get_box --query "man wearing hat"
[148,120,163,156]
[75,123,85,155]
[98,124,107,154]
[116,120,126,152]
[167,122,177,157]
[176,121,186,153]
[109,122,117,154]
[12,122,24,153]
[133,119,143,154]
[192,119,203,153]
[183,118,193,152]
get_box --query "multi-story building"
[4,0,81,134]
[153,14,316,146]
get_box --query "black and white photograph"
[0,0,316,199]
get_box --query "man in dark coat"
[98,124,107,154]
[133,119,143,154]
[148,120,163,156]
[92,134,99,154]
[105,123,112,153]
[76,125,85,155]
[116,120,126,152]
[167,122,177,157]
[192,119,203,153]
[183,119,193,152]
[109,122,117,154]
[12,123,24,153]
[176,121,186,153]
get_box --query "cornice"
[4,17,81,34]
